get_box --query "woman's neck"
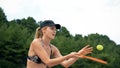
[41,36,51,46]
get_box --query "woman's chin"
[50,36,55,40]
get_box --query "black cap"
[40,20,61,29]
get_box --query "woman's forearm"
[46,54,71,67]
[61,57,79,68]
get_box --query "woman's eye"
[50,27,56,31]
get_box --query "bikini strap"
[49,44,53,58]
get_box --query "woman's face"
[43,26,57,40]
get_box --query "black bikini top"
[27,40,53,64]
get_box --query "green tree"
[0,7,8,26]
[57,27,71,38]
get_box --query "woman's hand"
[78,45,93,58]
[68,52,80,58]
[66,45,93,59]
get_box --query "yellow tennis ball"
[96,45,103,51]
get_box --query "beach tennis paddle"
[79,55,108,64]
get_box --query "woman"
[27,20,93,68]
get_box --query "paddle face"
[79,55,108,64]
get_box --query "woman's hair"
[34,27,47,39]
[34,20,61,39]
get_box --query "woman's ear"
[43,30,46,34]
[42,27,47,34]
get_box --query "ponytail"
[34,27,42,39]
[34,26,47,39]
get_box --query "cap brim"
[46,24,61,29]
[55,24,61,29]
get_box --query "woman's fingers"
[82,47,93,52]
[82,45,90,49]
[81,46,93,55]
[88,47,93,50]
[77,45,94,56]
[86,47,93,51]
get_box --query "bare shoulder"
[51,44,60,53]
[51,44,58,50]
[28,39,41,56]
[50,44,62,57]
[31,38,41,48]
[32,38,40,43]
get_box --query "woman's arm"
[32,40,77,67]
[52,45,93,68]
[52,45,79,68]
